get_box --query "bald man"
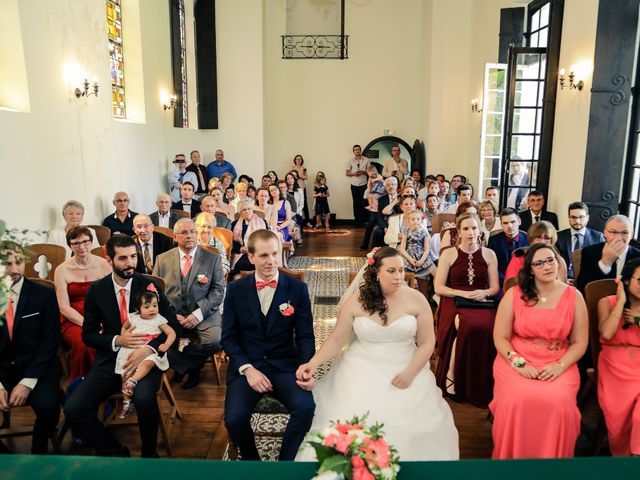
[200,195,232,230]
[102,191,138,236]
[149,194,180,229]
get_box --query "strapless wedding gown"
[296,315,459,461]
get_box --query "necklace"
[73,257,92,270]
[540,296,547,303]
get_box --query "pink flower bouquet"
[304,414,400,480]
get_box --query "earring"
[376,277,380,282]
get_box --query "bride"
[295,247,459,461]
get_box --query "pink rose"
[197,274,209,284]
[322,433,338,448]
[361,438,391,468]
[352,466,375,480]
[334,432,352,454]
[351,455,365,469]
[146,283,157,292]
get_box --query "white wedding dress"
[296,315,459,461]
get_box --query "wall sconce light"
[160,89,179,111]
[559,68,584,91]
[470,98,483,113]
[75,79,99,98]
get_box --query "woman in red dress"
[53,226,112,381]
[597,258,640,456]
[434,213,499,407]
[491,243,588,458]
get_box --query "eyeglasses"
[531,257,557,269]
[176,229,197,236]
[70,239,91,248]
[569,215,587,221]
[115,198,129,203]
[606,229,630,236]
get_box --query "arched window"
[106,0,126,118]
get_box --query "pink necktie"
[119,288,128,325]
[182,254,192,277]
[6,295,15,340]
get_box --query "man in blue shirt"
[206,149,237,181]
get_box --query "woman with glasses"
[491,243,588,458]
[597,258,640,456]
[504,221,568,284]
[48,200,100,258]
[53,226,112,382]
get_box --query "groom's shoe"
[182,370,201,390]
[172,371,185,384]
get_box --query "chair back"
[31,278,55,289]
[431,214,456,234]
[24,244,66,281]
[201,244,220,256]
[489,229,502,237]
[154,226,175,239]
[172,209,190,219]
[91,246,106,259]
[572,248,582,280]
[142,274,166,293]
[238,267,304,282]
[87,225,111,245]
[584,279,617,368]
[503,276,518,292]
[213,227,232,261]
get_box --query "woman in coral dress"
[53,226,112,381]
[597,258,640,456]
[434,213,499,407]
[491,243,588,458]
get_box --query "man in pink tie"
[0,245,61,454]
[221,229,315,460]
[64,234,181,457]
[153,218,226,389]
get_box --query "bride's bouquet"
[303,413,400,480]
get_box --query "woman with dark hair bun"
[491,243,588,459]
[296,247,459,461]
[597,257,640,456]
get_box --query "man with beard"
[64,234,181,457]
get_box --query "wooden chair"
[213,227,232,262]
[201,245,220,256]
[239,267,304,282]
[172,209,190,219]
[503,276,518,292]
[572,248,583,281]
[31,278,55,289]
[234,210,266,221]
[431,214,456,234]
[154,226,174,239]
[87,225,111,245]
[582,278,617,455]
[91,246,106,259]
[24,244,66,281]
[1,406,61,453]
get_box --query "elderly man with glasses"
[102,191,138,237]
[576,214,640,292]
[132,214,174,275]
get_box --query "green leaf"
[0,219,5,237]
[310,442,338,463]
[319,455,353,479]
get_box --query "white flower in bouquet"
[310,471,345,480]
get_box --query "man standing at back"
[222,229,315,461]
[207,149,237,181]
[382,145,409,183]
[186,150,209,197]
[556,202,605,280]
[345,144,369,226]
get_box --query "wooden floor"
[4,225,602,459]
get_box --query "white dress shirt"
[0,277,38,392]
[157,212,170,228]
[598,246,629,279]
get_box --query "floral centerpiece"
[303,414,400,480]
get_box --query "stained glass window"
[177,0,188,127]
[106,0,125,118]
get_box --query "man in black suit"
[577,215,640,292]
[518,190,559,232]
[149,194,180,229]
[132,214,174,274]
[64,234,182,457]
[488,207,529,285]
[556,202,605,280]
[200,195,232,230]
[361,176,398,250]
[185,150,209,197]
[0,246,61,454]
[171,182,201,219]
[222,229,315,460]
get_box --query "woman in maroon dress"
[434,213,500,407]
[53,227,111,381]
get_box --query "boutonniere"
[279,302,295,316]
[196,274,209,284]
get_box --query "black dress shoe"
[182,371,200,390]
[359,245,369,251]
[172,371,185,383]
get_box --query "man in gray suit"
[153,218,225,389]
[200,195,232,230]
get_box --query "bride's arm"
[391,291,434,389]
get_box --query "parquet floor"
[4,225,602,459]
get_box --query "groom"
[221,229,316,460]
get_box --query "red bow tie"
[256,279,277,290]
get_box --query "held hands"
[116,325,147,349]
[514,364,539,379]
[245,367,273,393]
[8,384,31,407]
[295,363,317,391]
[177,313,198,329]
[0,388,8,411]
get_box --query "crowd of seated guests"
[5,153,640,461]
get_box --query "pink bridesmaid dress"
[490,285,581,459]
[597,295,640,456]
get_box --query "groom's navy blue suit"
[221,272,316,460]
